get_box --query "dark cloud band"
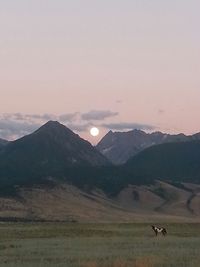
[81,110,118,121]
[0,111,154,140]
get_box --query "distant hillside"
[0,181,199,222]
[96,129,200,164]
[90,140,200,196]
[125,140,200,185]
[0,138,9,150]
[0,121,110,189]
[53,140,200,196]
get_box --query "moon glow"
[90,127,99,137]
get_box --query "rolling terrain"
[0,121,200,222]
[0,181,200,222]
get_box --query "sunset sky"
[0,0,199,143]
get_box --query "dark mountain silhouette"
[80,140,200,195]
[96,129,200,164]
[124,140,200,185]
[1,123,200,221]
[0,138,9,150]
[0,121,110,189]
[87,140,200,196]
[1,122,200,194]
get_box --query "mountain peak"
[44,120,61,127]
[0,121,110,187]
[38,120,69,131]
[96,129,200,165]
[34,120,74,138]
[104,130,113,137]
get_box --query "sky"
[0,0,200,143]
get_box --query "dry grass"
[1,183,200,223]
[83,257,156,267]
[0,223,200,267]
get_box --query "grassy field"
[0,222,200,267]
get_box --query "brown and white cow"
[151,225,167,236]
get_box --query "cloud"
[101,122,155,131]
[25,113,57,121]
[0,113,57,140]
[81,110,118,121]
[67,123,92,132]
[1,113,57,122]
[11,113,25,121]
[0,112,92,140]
[59,112,79,122]
[1,110,145,140]
[0,120,40,140]
[158,109,165,114]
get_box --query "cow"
[151,225,167,236]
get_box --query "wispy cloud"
[0,111,154,140]
[68,123,92,132]
[25,113,57,121]
[158,109,165,115]
[0,113,77,140]
[2,113,57,122]
[59,112,79,122]
[0,110,119,140]
[101,122,155,131]
[81,110,118,121]
[0,120,40,140]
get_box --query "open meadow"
[0,222,200,267]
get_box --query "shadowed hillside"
[0,138,9,150]
[0,121,110,190]
[0,182,199,222]
[125,140,200,184]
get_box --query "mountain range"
[0,121,200,222]
[96,129,200,164]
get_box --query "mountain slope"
[1,124,200,221]
[0,121,110,188]
[125,140,200,184]
[0,138,9,150]
[96,130,200,164]
[0,182,199,222]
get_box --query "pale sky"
[0,0,200,143]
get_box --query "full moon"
[90,127,99,137]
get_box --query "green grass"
[0,223,199,267]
